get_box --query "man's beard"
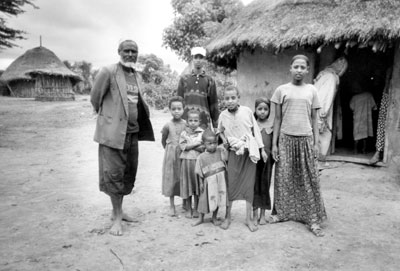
[120,60,137,69]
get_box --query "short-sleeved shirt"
[271,83,320,136]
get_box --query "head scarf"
[327,57,348,76]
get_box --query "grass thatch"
[207,0,400,68]
[0,46,81,84]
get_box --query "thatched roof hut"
[206,0,400,167]
[207,0,400,68]
[0,46,81,101]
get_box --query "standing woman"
[271,55,327,237]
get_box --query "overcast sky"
[0,0,253,73]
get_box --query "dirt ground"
[0,95,399,271]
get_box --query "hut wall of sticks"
[0,46,81,101]
[206,0,400,167]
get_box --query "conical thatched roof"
[207,0,400,68]
[0,46,81,84]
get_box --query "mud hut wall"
[237,48,315,109]
[386,41,400,167]
[35,75,74,97]
[9,80,35,97]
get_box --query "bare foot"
[212,217,222,226]
[267,215,280,224]
[193,210,199,218]
[220,219,231,230]
[192,218,204,227]
[169,206,176,217]
[185,211,193,219]
[245,220,258,232]
[259,216,267,225]
[109,220,123,236]
[111,212,138,222]
[121,213,137,222]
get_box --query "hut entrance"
[329,47,394,164]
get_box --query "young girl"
[218,86,267,232]
[193,129,228,227]
[252,97,274,226]
[161,96,186,216]
[271,54,327,237]
[179,110,204,218]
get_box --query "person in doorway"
[90,39,155,236]
[313,57,348,159]
[271,54,327,237]
[370,67,392,164]
[349,83,377,154]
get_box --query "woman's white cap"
[191,47,206,57]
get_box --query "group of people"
[90,39,327,237]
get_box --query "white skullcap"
[191,47,206,57]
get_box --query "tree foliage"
[0,0,38,49]
[63,60,94,94]
[162,0,243,61]
[137,54,180,109]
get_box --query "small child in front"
[161,96,187,216]
[179,110,204,218]
[193,129,228,227]
[218,86,267,232]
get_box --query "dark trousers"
[99,133,139,196]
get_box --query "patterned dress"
[161,119,186,197]
[376,92,389,151]
[195,149,228,214]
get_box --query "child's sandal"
[310,224,325,237]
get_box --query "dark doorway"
[332,46,394,160]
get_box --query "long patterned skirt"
[376,92,389,152]
[274,134,327,225]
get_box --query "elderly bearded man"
[90,39,155,236]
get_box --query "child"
[161,96,187,216]
[252,97,274,226]
[193,129,228,227]
[179,110,205,218]
[271,54,327,237]
[349,87,377,154]
[218,86,267,232]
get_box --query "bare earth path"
[0,96,399,271]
